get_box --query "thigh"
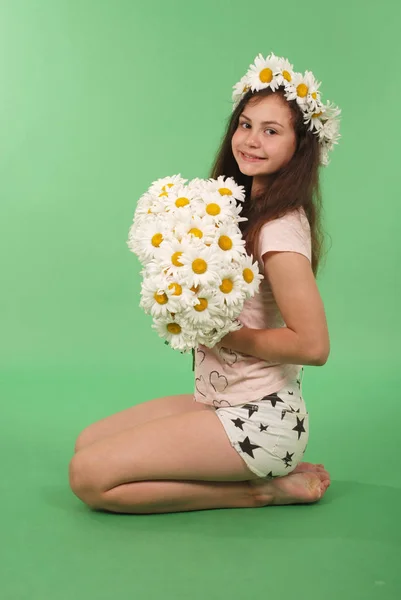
[70,409,260,502]
[75,394,215,452]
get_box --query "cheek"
[232,128,244,147]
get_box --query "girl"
[69,53,340,514]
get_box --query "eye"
[239,122,276,135]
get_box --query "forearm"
[225,326,323,366]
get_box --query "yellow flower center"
[220,278,233,294]
[151,233,163,247]
[188,227,203,238]
[194,298,208,312]
[243,84,250,93]
[168,283,182,296]
[167,323,181,335]
[312,111,323,118]
[159,191,168,198]
[172,252,184,267]
[312,92,317,99]
[282,70,292,82]
[218,235,233,251]
[192,258,207,274]
[206,203,221,216]
[167,183,174,188]
[243,268,254,283]
[218,187,232,196]
[147,208,152,214]
[154,292,168,305]
[190,285,200,293]
[175,197,190,208]
[297,83,309,98]
[259,68,273,83]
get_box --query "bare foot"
[292,462,326,474]
[250,470,330,506]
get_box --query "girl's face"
[231,94,297,191]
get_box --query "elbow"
[303,336,330,366]
[311,344,330,366]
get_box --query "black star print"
[288,391,294,395]
[289,405,301,413]
[266,471,274,479]
[232,417,246,430]
[292,416,306,440]
[260,393,284,407]
[281,409,287,420]
[242,404,259,418]
[238,436,262,458]
[281,451,294,468]
[260,423,269,432]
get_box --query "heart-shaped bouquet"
[127,174,263,353]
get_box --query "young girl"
[69,52,340,514]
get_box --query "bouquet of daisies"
[127,174,263,353]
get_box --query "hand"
[219,325,253,354]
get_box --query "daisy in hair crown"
[232,52,341,166]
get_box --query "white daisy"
[204,175,246,203]
[162,184,199,218]
[320,143,331,166]
[152,314,196,352]
[127,219,175,264]
[212,223,246,263]
[240,254,264,299]
[173,212,217,245]
[193,191,236,224]
[140,274,184,319]
[213,267,246,307]
[148,174,187,197]
[284,71,320,109]
[247,53,282,93]
[232,74,252,104]
[317,117,341,144]
[303,103,325,133]
[131,194,165,230]
[306,89,322,114]
[198,316,243,348]
[175,241,224,288]
[150,237,192,280]
[275,57,295,87]
[182,290,227,329]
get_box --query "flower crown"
[232,52,341,166]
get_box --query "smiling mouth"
[240,151,266,161]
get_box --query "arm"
[221,251,330,366]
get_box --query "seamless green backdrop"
[1,1,400,599]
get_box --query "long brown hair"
[208,87,332,278]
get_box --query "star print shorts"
[213,375,309,479]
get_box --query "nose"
[245,131,261,147]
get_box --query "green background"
[1,0,400,598]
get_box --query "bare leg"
[90,469,331,514]
[97,479,258,514]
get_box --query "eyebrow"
[240,113,284,128]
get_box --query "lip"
[239,151,266,162]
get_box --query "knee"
[69,452,103,509]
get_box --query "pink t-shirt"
[193,207,312,408]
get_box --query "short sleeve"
[258,208,312,264]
